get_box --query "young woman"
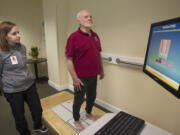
[0,21,48,135]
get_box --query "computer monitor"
[143,17,180,98]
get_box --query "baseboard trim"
[95,98,120,113]
[48,80,74,92]
[48,80,62,91]
[48,80,120,113]
[68,84,74,92]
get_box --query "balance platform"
[40,91,106,135]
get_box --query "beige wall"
[0,0,47,75]
[42,0,61,85]
[10,0,179,134]
[0,0,45,57]
[56,0,69,85]
[42,0,69,86]
[64,0,180,135]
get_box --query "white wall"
[56,0,69,85]
[42,0,69,87]
[42,0,61,85]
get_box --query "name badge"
[10,56,18,65]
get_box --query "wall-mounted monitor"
[143,17,180,98]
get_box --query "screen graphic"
[143,17,180,98]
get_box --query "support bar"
[116,58,143,67]
[102,57,112,62]
[101,53,144,69]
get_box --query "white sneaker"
[33,125,49,133]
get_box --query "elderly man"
[65,10,104,131]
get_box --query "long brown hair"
[0,21,16,51]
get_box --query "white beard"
[80,22,93,28]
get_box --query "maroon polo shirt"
[65,28,102,77]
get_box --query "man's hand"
[66,58,84,90]
[99,71,104,80]
[99,54,104,80]
[73,77,84,91]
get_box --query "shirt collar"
[10,43,21,50]
[77,27,94,36]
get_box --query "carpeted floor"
[0,81,58,135]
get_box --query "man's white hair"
[76,10,89,20]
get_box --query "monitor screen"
[143,17,180,98]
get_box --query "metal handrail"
[116,58,143,67]
[102,57,112,62]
